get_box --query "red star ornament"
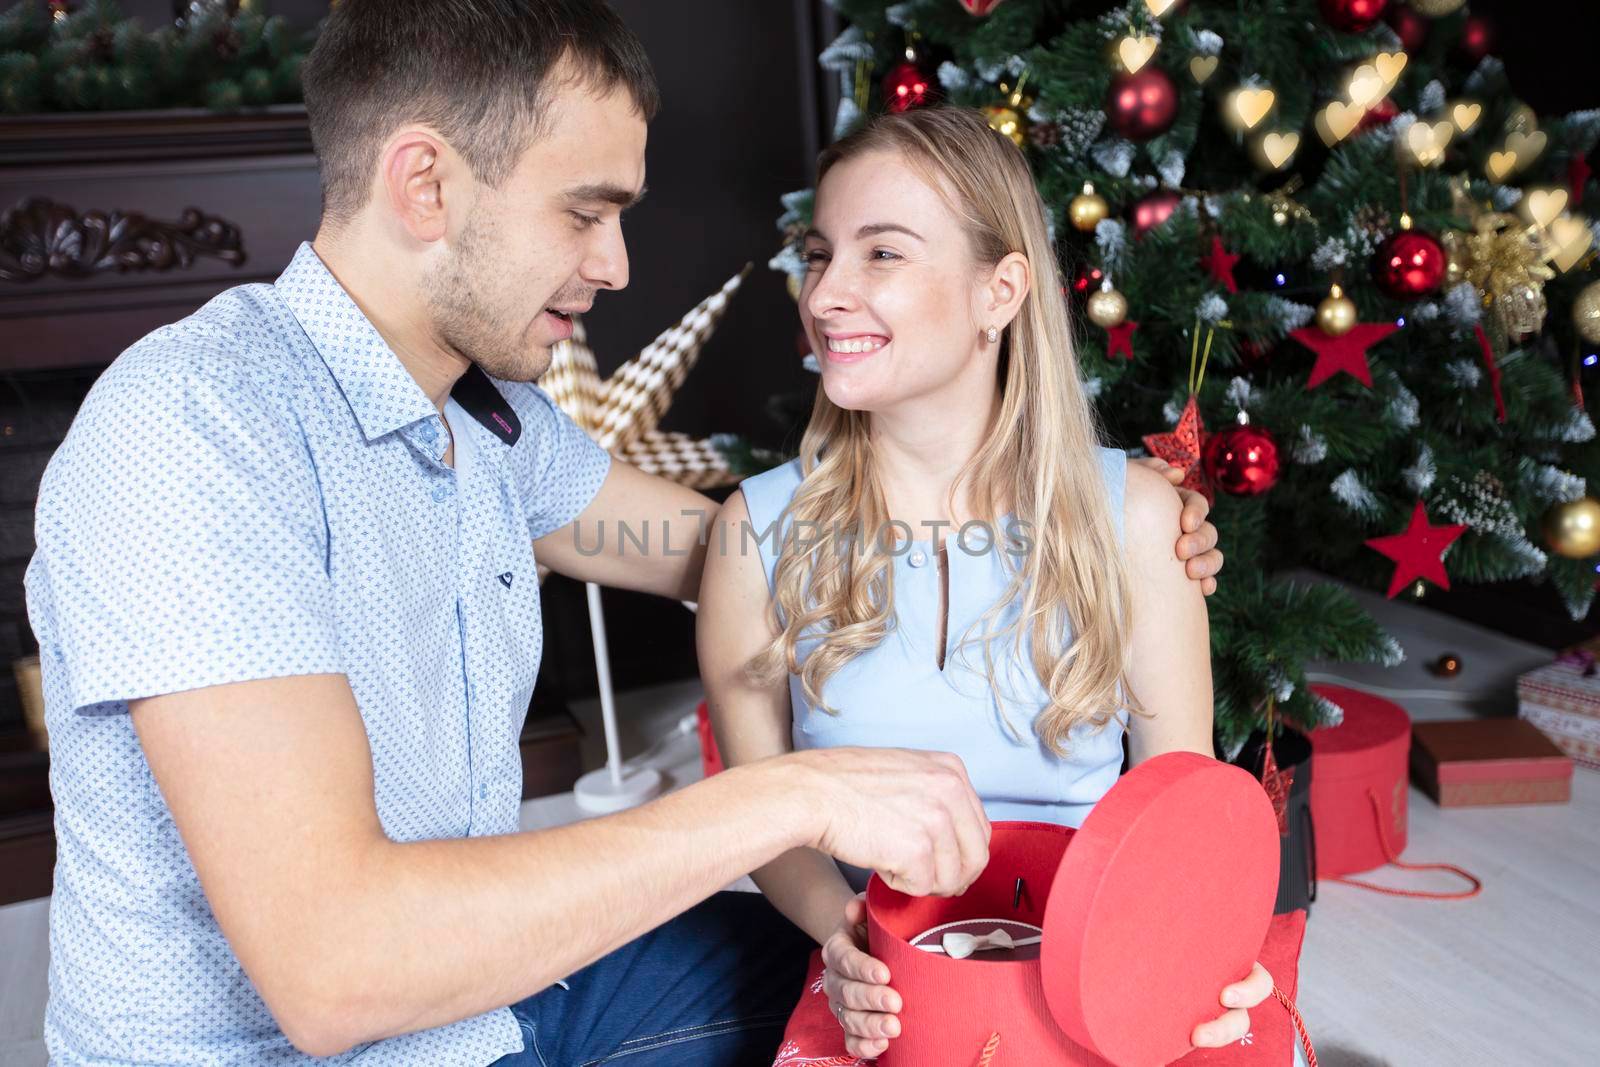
[1142,395,1211,501]
[1200,234,1241,293]
[1366,500,1468,599]
[1290,321,1399,389]
[1259,743,1295,835]
[1106,318,1140,359]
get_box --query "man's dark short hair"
[301,0,660,224]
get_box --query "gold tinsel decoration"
[1449,207,1555,337]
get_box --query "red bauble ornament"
[1357,96,1400,134]
[1132,190,1182,237]
[1374,230,1447,300]
[1238,337,1274,370]
[1106,66,1180,142]
[1203,424,1281,496]
[958,0,1007,14]
[1319,0,1389,33]
[1385,4,1429,50]
[882,61,932,113]
[1459,14,1494,61]
[1072,264,1106,295]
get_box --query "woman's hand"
[1191,961,1274,1048]
[1132,456,1223,596]
[820,894,903,1059]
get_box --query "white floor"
[3,588,1596,1066]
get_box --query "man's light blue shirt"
[25,243,611,1064]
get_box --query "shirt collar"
[276,242,439,444]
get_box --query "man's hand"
[1132,456,1223,596]
[821,894,901,1060]
[795,746,991,898]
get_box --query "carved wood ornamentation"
[0,197,245,283]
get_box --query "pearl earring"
[985,325,999,344]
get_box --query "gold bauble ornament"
[984,105,1026,147]
[1316,284,1358,337]
[1086,287,1129,329]
[1408,0,1467,16]
[1069,182,1110,232]
[1573,280,1600,344]
[1543,497,1600,559]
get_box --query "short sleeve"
[497,380,612,540]
[25,347,343,713]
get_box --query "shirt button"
[479,784,490,800]
[907,549,928,568]
[432,485,450,502]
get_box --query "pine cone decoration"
[1029,121,1063,149]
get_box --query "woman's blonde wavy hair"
[751,107,1138,754]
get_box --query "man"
[24,1,1226,1064]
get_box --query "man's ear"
[984,251,1032,330]
[378,128,457,244]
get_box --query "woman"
[696,107,1268,1062]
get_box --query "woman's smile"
[822,331,891,363]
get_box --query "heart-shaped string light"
[1189,55,1218,84]
[1548,215,1594,273]
[1118,34,1158,74]
[1405,120,1453,167]
[1316,99,1364,145]
[1228,87,1275,130]
[1450,101,1482,134]
[1258,131,1300,170]
[1524,187,1569,229]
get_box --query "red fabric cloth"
[773,910,1308,1066]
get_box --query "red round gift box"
[865,752,1279,1067]
[1307,684,1412,877]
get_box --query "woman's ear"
[985,251,1032,330]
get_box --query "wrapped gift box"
[863,752,1281,1067]
[1411,718,1574,806]
[1307,684,1411,877]
[1516,644,1600,769]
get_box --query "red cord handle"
[1273,985,1318,1067]
[1330,788,1483,900]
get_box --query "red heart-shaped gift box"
[866,751,1279,1067]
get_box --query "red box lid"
[1042,752,1279,1065]
[1308,684,1412,778]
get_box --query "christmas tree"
[760,0,1600,753]
[0,0,312,113]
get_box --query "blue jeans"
[492,891,814,1066]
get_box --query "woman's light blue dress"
[738,448,1130,889]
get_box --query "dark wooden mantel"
[0,106,320,374]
